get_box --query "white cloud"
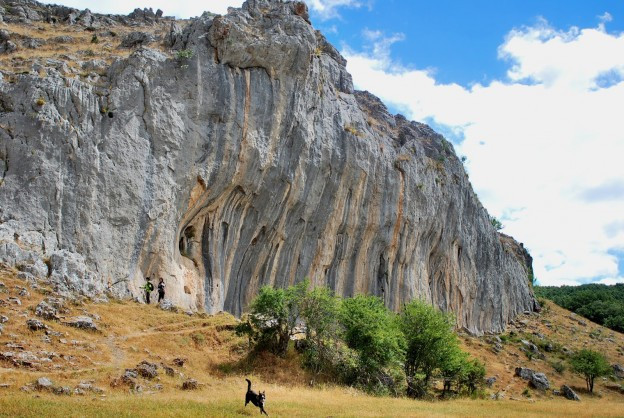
[597,277,624,286]
[343,21,624,286]
[598,12,613,24]
[38,0,244,18]
[307,0,370,20]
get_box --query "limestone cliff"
[0,0,537,334]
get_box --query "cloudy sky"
[40,0,624,287]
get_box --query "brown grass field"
[0,266,623,417]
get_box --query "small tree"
[489,215,503,231]
[399,300,459,398]
[570,349,612,392]
[339,295,405,393]
[457,358,486,395]
[298,286,341,373]
[439,348,468,395]
[235,280,308,356]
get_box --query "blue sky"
[316,1,624,86]
[40,0,624,287]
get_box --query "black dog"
[245,378,268,415]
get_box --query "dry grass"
[344,124,363,137]
[1,385,623,417]
[0,21,176,76]
[0,267,623,416]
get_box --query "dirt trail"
[122,320,216,340]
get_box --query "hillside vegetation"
[0,266,623,417]
[535,284,624,332]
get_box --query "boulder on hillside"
[26,318,47,331]
[181,378,198,390]
[159,299,175,311]
[63,316,97,331]
[161,363,175,376]
[120,31,154,48]
[561,385,580,401]
[52,386,72,395]
[34,377,53,391]
[35,301,59,321]
[520,340,545,359]
[613,364,624,379]
[530,372,549,390]
[172,357,186,367]
[514,367,549,390]
[136,361,158,379]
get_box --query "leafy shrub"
[176,49,194,60]
[298,286,341,374]
[458,358,486,395]
[239,283,485,399]
[235,281,307,356]
[399,300,463,398]
[550,360,566,374]
[489,215,503,230]
[340,295,405,394]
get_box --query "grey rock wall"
[0,0,536,334]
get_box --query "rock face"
[0,0,536,334]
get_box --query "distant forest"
[534,283,624,333]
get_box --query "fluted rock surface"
[0,0,537,333]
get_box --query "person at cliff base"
[143,277,154,304]
[158,278,165,303]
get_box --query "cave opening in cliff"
[179,225,196,258]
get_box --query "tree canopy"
[535,283,624,332]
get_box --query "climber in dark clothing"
[142,277,154,304]
[158,278,165,302]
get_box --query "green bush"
[550,360,566,374]
[235,281,307,356]
[399,300,460,398]
[457,358,486,395]
[239,283,486,399]
[570,349,612,392]
[489,215,503,230]
[176,49,194,60]
[298,286,341,374]
[340,295,405,394]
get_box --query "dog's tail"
[245,378,251,391]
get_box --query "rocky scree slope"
[0,0,537,334]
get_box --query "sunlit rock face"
[0,0,536,334]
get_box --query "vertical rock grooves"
[0,0,537,334]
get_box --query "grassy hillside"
[0,266,623,417]
[534,284,624,332]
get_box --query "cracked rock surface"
[0,0,536,334]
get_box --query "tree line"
[534,283,624,332]
[235,280,485,398]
